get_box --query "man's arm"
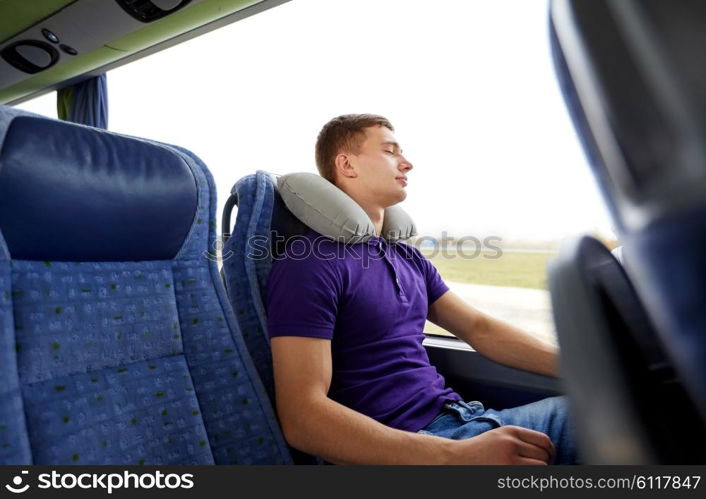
[271,335,555,464]
[427,291,559,377]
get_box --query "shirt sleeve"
[266,249,341,340]
[422,257,449,306]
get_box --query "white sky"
[18,0,615,242]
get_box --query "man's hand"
[448,426,555,465]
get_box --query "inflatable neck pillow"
[276,172,416,244]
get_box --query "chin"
[385,191,407,207]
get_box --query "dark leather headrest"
[0,116,197,261]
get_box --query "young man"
[267,114,576,465]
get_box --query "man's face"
[348,125,413,207]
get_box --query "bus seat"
[220,171,319,464]
[549,236,706,463]
[0,106,291,464]
[550,0,706,461]
[221,170,318,397]
[221,171,295,401]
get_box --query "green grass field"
[422,249,556,290]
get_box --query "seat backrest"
[0,107,291,464]
[550,0,706,427]
[221,171,324,465]
[549,236,706,463]
[220,171,307,400]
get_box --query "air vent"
[1,41,59,74]
[115,0,192,23]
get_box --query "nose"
[399,154,413,172]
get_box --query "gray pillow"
[276,172,416,243]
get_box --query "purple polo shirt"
[266,229,462,432]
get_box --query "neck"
[365,206,385,236]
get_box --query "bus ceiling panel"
[0,46,125,104]
[0,0,146,90]
[105,0,259,53]
[0,0,281,105]
[0,0,77,44]
[116,0,193,23]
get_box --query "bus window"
[14,91,56,118]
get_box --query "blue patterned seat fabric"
[222,172,277,401]
[221,172,320,465]
[0,106,291,464]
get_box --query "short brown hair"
[315,114,394,184]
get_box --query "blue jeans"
[417,396,578,464]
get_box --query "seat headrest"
[550,0,706,233]
[276,172,416,243]
[0,107,197,261]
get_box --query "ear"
[334,152,358,180]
